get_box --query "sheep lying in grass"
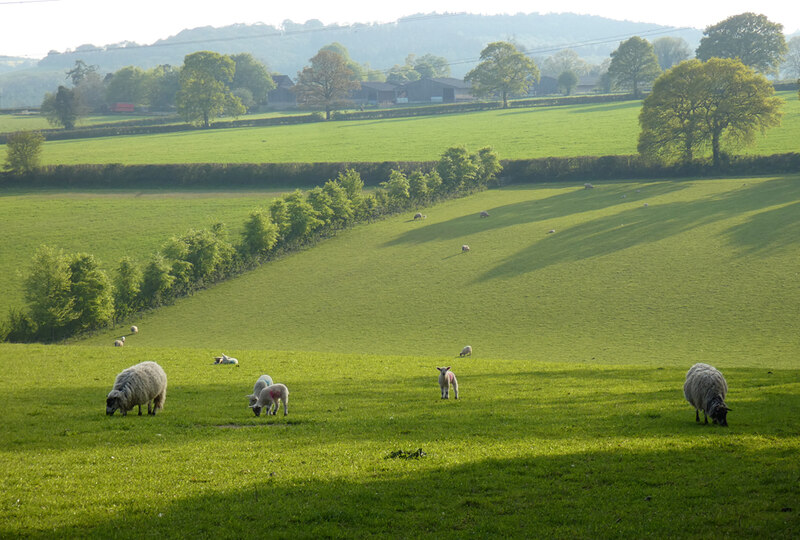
[130,325,138,334]
[480,211,490,218]
[459,345,472,357]
[437,367,459,399]
[106,361,167,416]
[462,245,470,253]
[250,383,289,416]
[684,363,730,427]
[213,354,239,365]
[246,375,274,416]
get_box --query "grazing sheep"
[479,211,490,218]
[459,345,472,357]
[247,375,274,416]
[414,212,424,220]
[643,203,649,207]
[548,229,555,234]
[106,361,167,416]
[683,363,730,427]
[113,339,124,347]
[130,325,138,334]
[462,245,470,253]
[250,383,289,416]
[437,367,459,399]
[213,354,239,365]
[584,183,594,189]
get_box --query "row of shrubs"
[1,146,501,343]
[3,152,798,190]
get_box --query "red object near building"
[112,103,135,113]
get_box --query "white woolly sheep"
[459,345,472,357]
[462,245,470,253]
[106,361,167,416]
[250,383,289,416]
[437,367,459,399]
[130,325,138,334]
[684,363,730,427]
[113,339,124,347]
[246,374,274,416]
[584,183,594,189]
[547,229,555,234]
[480,211,490,218]
[214,353,239,365]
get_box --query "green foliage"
[105,66,147,105]
[67,253,114,333]
[177,51,245,127]
[557,70,578,95]
[436,146,478,193]
[3,130,44,174]
[321,179,354,227]
[146,64,181,110]
[41,86,79,129]
[380,170,411,210]
[22,245,76,341]
[283,190,324,243]
[696,12,788,75]
[465,41,540,108]
[387,53,450,84]
[113,257,142,321]
[241,209,278,257]
[652,37,691,71]
[639,58,784,166]
[140,254,175,308]
[294,49,360,120]
[608,36,662,98]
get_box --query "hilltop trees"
[387,53,451,84]
[465,41,540,108]
[607,37,661,98]
[176,51,246,127]
[638,58,783,167]
[294,49,360,119]
[696,12,787,75]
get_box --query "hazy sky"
[1,0,798,58]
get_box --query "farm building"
[531,76,559,96]
[268,75,297,109]
[352,81,401,106]
[402,77,473,104]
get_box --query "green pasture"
[0,189,293,314]
[3,91,797,165]
[79,175,800,368]
[1,344,798,537]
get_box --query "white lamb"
[683,363,730,427]
[462,245,470,253]
[113,338,124,347]
[130,325,138,334]
[437,367,459,399]
[246,375,274,416]
[214,354,239,365]
[250,383,289,416]
[459,345,472,357]
[106,361,167,416]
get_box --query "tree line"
[0,146,501,343]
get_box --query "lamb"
[250,383,289,416]
[462,245,470,253]
[459,345,472,357]
[479,211,490,218]
[106,361,167,416]
[414,212,424,220]
[130,325,138,334]
[683,363,730,427]
[213,353,239,365]
[437,367,459,399]
[246,374,274,416]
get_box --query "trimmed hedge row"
[2,153,797,191]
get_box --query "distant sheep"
[584,183,594,189]
[437,367,459,399]
[250,383,289,416]
[462,245,470,253]
[683,363,730,427]
[130,325,138,334]
[479,211,490,218]
[113,338,124,347]
[106,361,167,416]
[459,345,472,357]
[547,229,555,234]
[414,212,424,220]
[247,375,274,416]
[213,354,239,365]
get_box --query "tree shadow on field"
[383,181,690,248]
[22,442,800,538]
[475,177,800,281]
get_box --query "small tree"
[68,253,114,333]
[293,49,360,120]
[241,209,278,257]
[113,256,142,321]
[140,254,175,308]
[176,51,245,127]
[322,179,354,228]
[557,70,578,95]
[465,41,540,108]
[408,170,430,204]
[284,190,323,243]
[23,245,76,341]
[3,130,44,174]
[608,37,661,98]
[381,170,411,210]
[41,86,79,129]
[436,146,478,193]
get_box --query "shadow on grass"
[18,442,799,538]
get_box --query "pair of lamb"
[246,374,289,416]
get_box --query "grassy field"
[0,189,293,314]
[76,175,800,367]
[2,91,797,164]
[0,344,798,537]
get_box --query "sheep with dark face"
[106,361,167,416]
[479,211,490,218]
[683,363,730,427]
[459,345,472,357]
[247,375,274,416]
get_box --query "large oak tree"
[293,49,359,120]
[607,36,661,98]
[465,41,540,108]
[696,12,787,75]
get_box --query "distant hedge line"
[2,153,797,190]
